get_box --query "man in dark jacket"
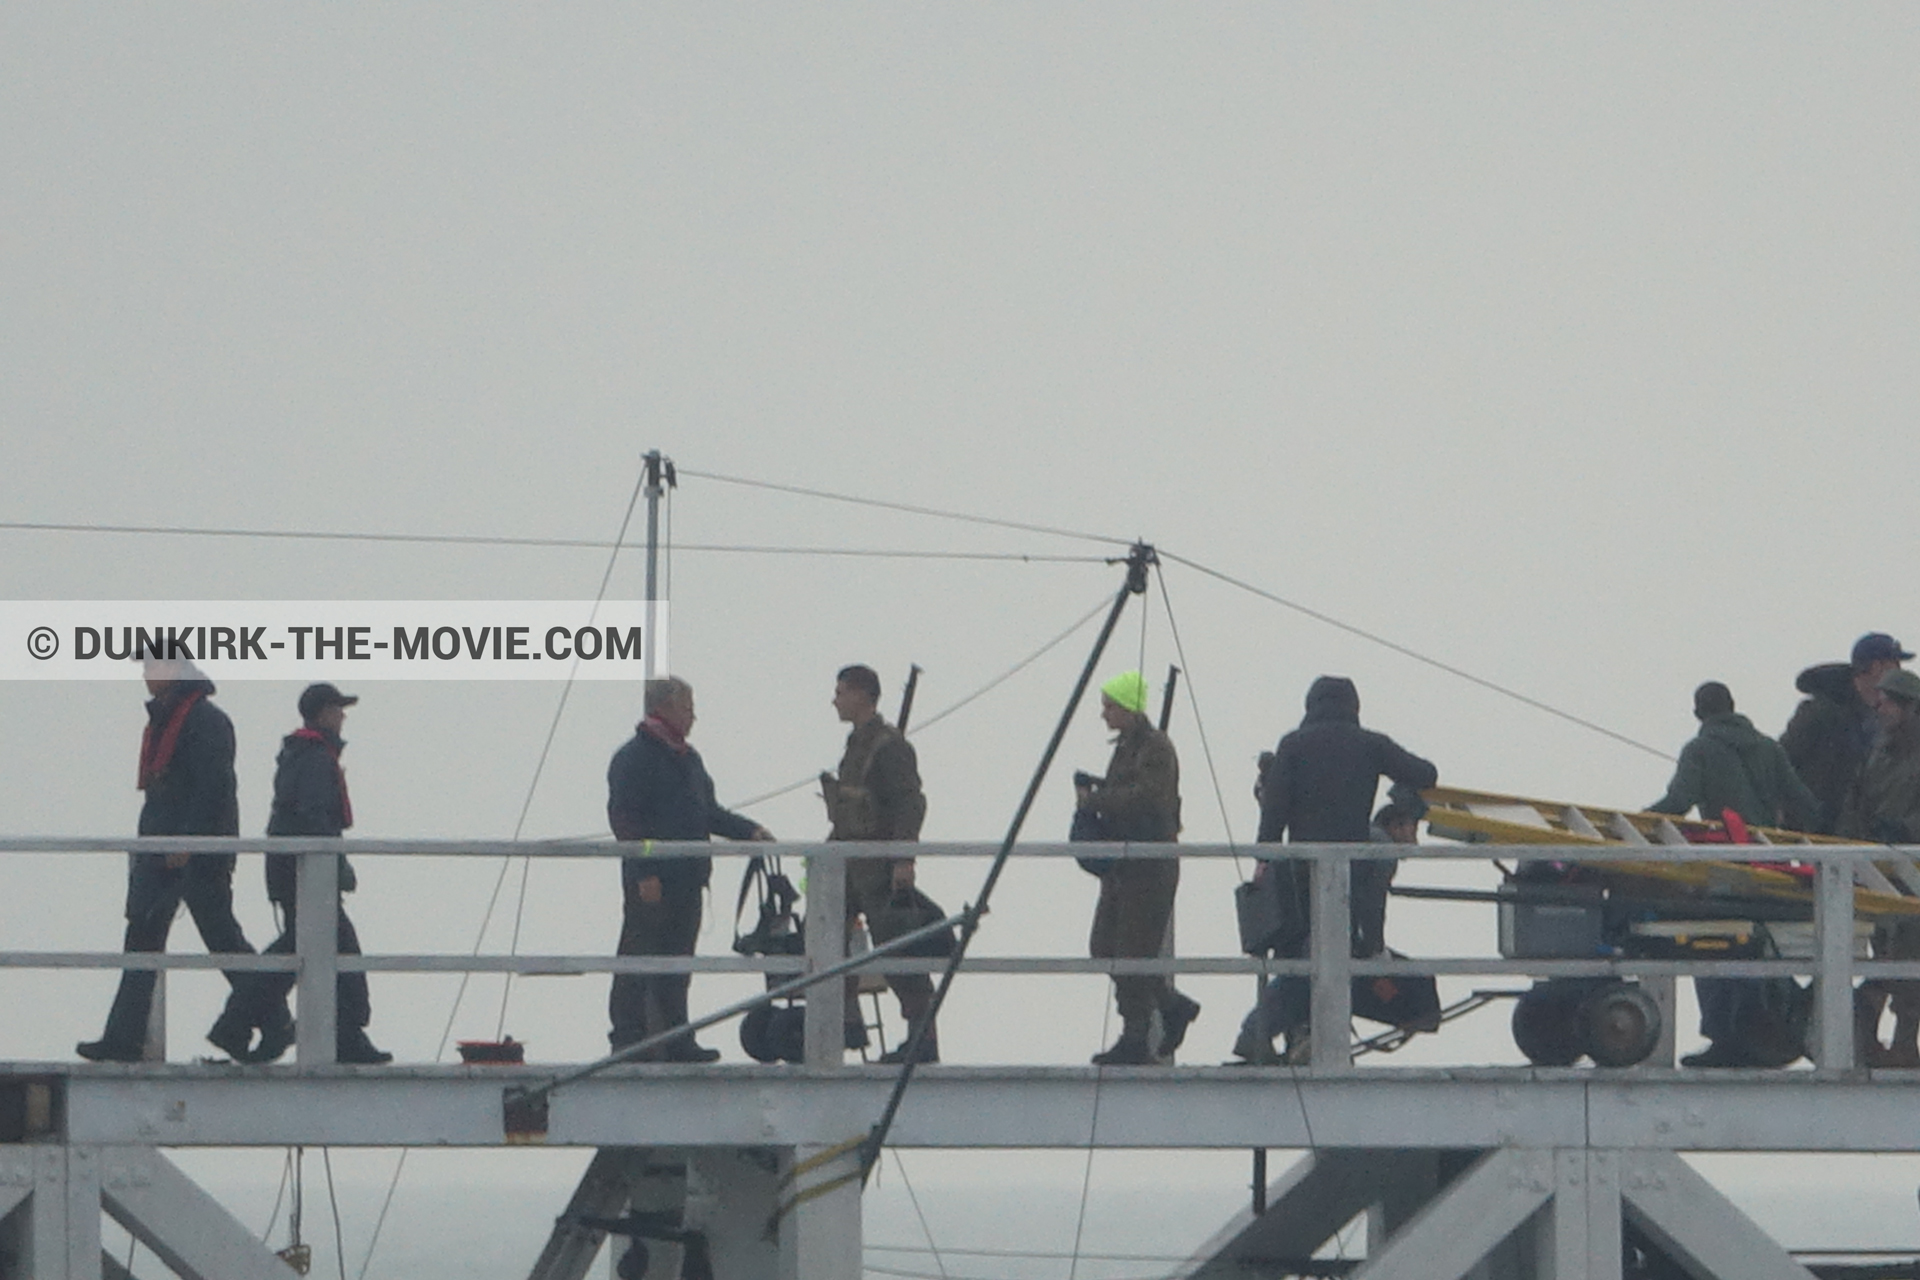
[1232,676,1438,1065]
[1840,668,1920,1066]
[1078,670,1201,1066]
[608,676,772,1060]
[1650,682,1820,1067]
[253,684,388,1064]
[821,664,939,1063]
[79,661,282,1063]
[1782,633,1913,833]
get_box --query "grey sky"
[4,5,1918,1274]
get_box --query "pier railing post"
[295,847,339,1067]
[803,847,846,1068]
[1309,848,1353,1072]
[1814,854,1856,1070]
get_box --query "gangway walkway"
[2,836,1918,1280]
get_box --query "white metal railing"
[1,837,1910,1072]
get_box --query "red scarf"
[291,727,354,829]
[137,689,205,790]
[640,714,689,753]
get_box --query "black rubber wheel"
[1513,982,1586,1066]
[1583,982,1662,1067]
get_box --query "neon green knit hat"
[1100,670,1148,714]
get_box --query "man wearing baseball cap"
[1782,633,1915,833]
[1841,668,1920,1065]
[255,683,390,1064]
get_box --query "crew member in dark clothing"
[1233,676,1438,1066]
[1840,668,1920,1066]
[1079,670,1201,1066]
[1782,633,1913,833]
[254,684,388,1065]
[821,664,939,1063]
[608,676,772,1061]
[1649,682,1820,1068]
[79,660,285,1064]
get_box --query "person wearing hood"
[606,676,773,1062]
[1078,670,1201,1066]
[1232,675,1437,1066]
[1649,682,1820,1068]
[252,684,388,1065]
[1839,668,1920,1066]
[1782,633,1914,833]
[79,659,282,1063]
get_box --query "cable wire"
[323,1148,348,1280]
[676,467,1133,548]
[725,592,1115,811]
[1158,549,1674,762]
[888,1150,949,1280]
[1152,564,1244,875]
[0,517,1107,562]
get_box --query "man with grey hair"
[607,676,772,1061]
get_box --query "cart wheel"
[1584,983,1662,1067]
[1513,983,1585,1066]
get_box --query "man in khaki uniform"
[821,664,937,1063]
[1077,670,1200,1066]
[1841,667,1920,1065]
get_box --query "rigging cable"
[725,591,1116,812]
[0,518,1104,562]
[1157,549,1675,763]
[323,1148,348,1280]
[674,467,1133,548]
[888,1150,950,1280]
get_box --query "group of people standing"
[77,630,1920,1071]
[77,665,388,1065]
[1646,631,1920,1068]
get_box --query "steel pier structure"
[1,837,1917,1280]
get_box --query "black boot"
[1092,1024,1153,1066]
[1157,992,1202,1059]
[76,1036,145,1064]
[205,1009,256,1063]
[337,1027,393,1066]
[248,1009,295,1065]
[880,1023,939,1065]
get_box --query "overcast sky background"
[4,5,1919,1277]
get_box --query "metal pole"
[641,451,668,681]
[858,543,1153,1179]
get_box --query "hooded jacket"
[1258,677,1438,844]
[607,722,760,896]
[137,679,239,838]
[1648,712,1820,831]
[1781,663,1875,834]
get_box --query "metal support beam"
[294,851,339,1067]
[1815,858,1855,1069]
[615,1153,688,1280]
[1539,1150,1621,1280]
[98,1146,289,1280]
[1620,1150,1815,1280]
[686,1149,786,1280]
[1350,1149,1552,1280]
[784,1143,861,1280]
[1309,857,1353,1072]
[802,854,846,1070]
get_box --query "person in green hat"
[1841,666,1920,1066]
[1076,670,1199,1065]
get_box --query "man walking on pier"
[79,659,283,1064]
[821,664,940,1063]
[1078,670,1200,1066]
[255,683,388,1064]
[1783,632,1913,833]
[1232,675,1437,1066]
[607,676,772,1062]
[1841,668,1920,1066]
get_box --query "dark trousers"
[1089,859,1181,1025]
[259,897,369,1031]
[1241,858,1396,1042]
[845,858,935,1027]
[100,853,268,1047]
[609,888,703,1048]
